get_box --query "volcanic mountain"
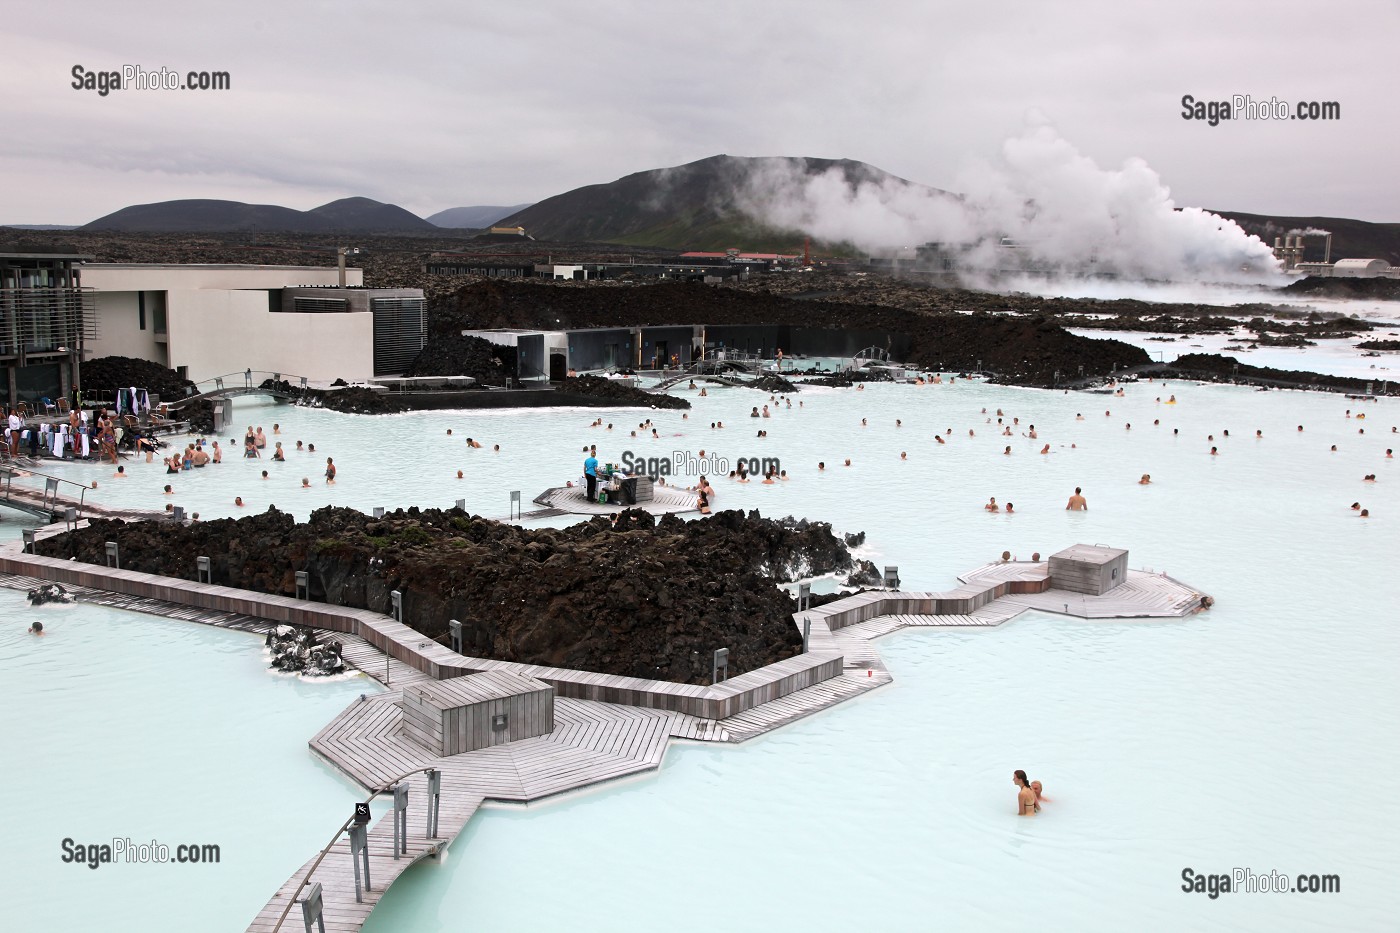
[494,154,951,251]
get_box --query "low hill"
[1210,211,1400,266]
[495,154,950,252]
[82,197,435,233]
[82,199,330,233]
[307,197,436,232]
[427,204,533,228]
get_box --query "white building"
[81,263,426,382]
[1331,258,1396,279]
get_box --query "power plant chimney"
[1324,233,1332,264]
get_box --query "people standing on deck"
[7,408,21,456]
[584,449,599,501]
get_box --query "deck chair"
[41,397,57,415]
[56,398,71,414]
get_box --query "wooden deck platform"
[0,533,1211,933]
[531,483,698,517]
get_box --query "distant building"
[1288,258,1399,280]
[0,248,94,407]
[82,263,426,383]
[487,226,528,237]
[1332,258,1396,278]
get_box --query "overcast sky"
[3,0,1395,224]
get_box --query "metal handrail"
[186,370,313,393]
[0,463,90,516]
[267,763,442,933]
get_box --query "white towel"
[81,434,90,457]
[51,432,62,457]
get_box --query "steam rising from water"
[739,123,1284,286]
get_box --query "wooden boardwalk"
[0,535,1211,933]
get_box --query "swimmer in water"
[457,470,464,479]
[843,458,852,467]
[818,462,825,470]
[1066,487,1087,511]
[1014,770,1038,815]
[235,496,244,506]
[466,438,482,448]
[1005,502,1014,514]
[1031,780,1047,803]
[302,477,311,488]
[900,451,907,460]
[984,497,999,512]
[1139,474,1151,484]
[1076,413,1084,421]
[28,621,44,635]
[936,436,946,444]
[1003,446,1012,455]
[1360,509,1370,518]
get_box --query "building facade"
[0,249,95,407]
[81,264,426,384]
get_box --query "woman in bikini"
[1014,770,1039,816]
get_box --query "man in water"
[584,449,599,501]
[1066,487,1088,510]
[28,621,44,635]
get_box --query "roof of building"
[1050,543,1128,564]
[678,251,798,260]
[1333,258,1390,269]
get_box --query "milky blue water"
[0,592,381,933]
[5,364,1398,931]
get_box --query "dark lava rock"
[82,355,196,403]
[430,280,1148,387]
[1284,277,1400,301]
[39,506,864,685]
[1162,354,1381,393]
[843,531,866,548]
[28,583,74,605]
[403,333,518,384]
[845,559,881,587]
[262,379,410,415]
[751,372,798,393]
[266,624,346,676]
[561,375,689,409]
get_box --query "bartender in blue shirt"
[584,448,599,501]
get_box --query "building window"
[138,292,146,330]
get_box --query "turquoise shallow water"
[0,593,381,933]
[4,369,1399,931]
